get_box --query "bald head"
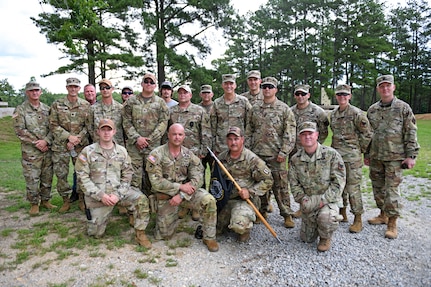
[168,123,185,147]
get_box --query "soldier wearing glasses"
[122,73,169,196]
[121,86,134,103]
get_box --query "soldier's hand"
[136,137,149,150]
[66,142,75,151]
[276,155,286,163]
[401,157,416,169]
[169,194,182,206]
[68,135,80,146]
[35,140,49,152]
[101,194,119,206]
[180,182,196,195]
[239,188,250,200]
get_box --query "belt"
[156,193,172,200]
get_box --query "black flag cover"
[209,162,233,211]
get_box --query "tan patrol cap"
[222,74,236,83]
[99,78,113,87]
[142,73,157,83]
[226,126,243,137]
[376,75,394,86]
[247,70,261,79]
[200,84,212,93]
[66,77,81,87]
[177,85,192,94]
[262,77,278,87]
[98,119,115,130]
[335,84,351,94]
[294,84,310,94]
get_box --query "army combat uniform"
[87,100,124,146]
[241,89,263,106]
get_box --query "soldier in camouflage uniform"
[289,122,346,252]
[83,84,97,106]
[245,77,297,228]
[330,84,372,233]
[87,79,124,146]
[50,77,90,212]
[122,73,169,196]
[217,126,273,242]
[13,81,56,215]
[364,75,419,239]
[241,70,263,106]
[210,74,252,155]
[198,84,214,114]
[146,124,219,252]
[75,119,151,248]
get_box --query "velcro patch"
[148,155,157,164]
[78,154,87,162]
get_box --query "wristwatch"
[179,193,185,199]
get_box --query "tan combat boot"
[339,207,348,222]
[135,229,152,248]
[128,214,135,227]
[268,203,274,213]
[59,197,71,213]
[317,237,331,252]
[203,239,219,252]
[29,204,39,216]
[284,215,295,228]
[238,232,251,242]
[292,210,302,218]
[118,206,128,214]
[349,214,363,233]
[78,194,85,212]
[385,217,398,239]
[41,200,57,210]
[368,210,388,225]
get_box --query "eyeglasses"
[336,93,350,97]
[294,92,308,97]
[100,86,111,91]
[122,91,133,95]
[261,84,275,89]
[143,79,155,85]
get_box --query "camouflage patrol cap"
[261,77,278,87]
[335,84,351,94]
[142,73,157,83]
[294,84,310,94]
[247,70,261,79]
[200,84,212,93]
[98,119,115,130]
[222,74,236,83]
[25,81,41,91]
[99,78,112,87]
[177,84,192,94]
[226,126,243,137]
[298,121,317,134]
[376,75,394,86]
[66,77,81,87]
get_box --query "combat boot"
[178,207,189,219]
[368,210,388,225]
[118,206,127,214]
[128,214,135,227]
[317,237,331,252]
[203,239,219,252]
[238,232,250,242]
[284,215,295,228]
[349,214,363,233]
[292,210,302,218]
[135,229,152,249]
[41,200,57,210]
[268,203,274,213]
[385,217,398,239]
[59,197,70,213]
[29,204,39,216]
[192,209,200,221]
[339,207,348,222]
[78,194,85,212]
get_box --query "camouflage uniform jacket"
[13,100,52,153]
[246,99,296,157]
[241,90,264,106]
[210,94,252,153]
[49,96,90,152]
[122,93,169,150]
[218,148,273,199]
[289,144,345,204]
[88,100,124,145]
[75,142,132,208]
[168,103,211,157]
[197,101,213,114]
[291,101,329,147]
[146,144,204,199]
[366,97,419,161]
[330,104,372,163]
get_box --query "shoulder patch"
[148,155,157,164]
[78,154,87,162]
[263,168,271,175]
[12,112,18,119]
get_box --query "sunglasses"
[261,84,275,89]
[122,91,133,95]
[100,86,111,91]
[294,92,308,97]
[336,93,350,97]
[143,79,155,85]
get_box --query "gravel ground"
[1,175,430,287]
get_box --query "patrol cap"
[25,81,41,91]
[261,77,278,87]
[66,77,81,87]
[99,78,112,87]
[335,84,351,95]
[142,73,157,83]
[200,84,212,93]
[294,84,310,94]
[376,75,394,86]
[298,121,317,134]
[222,74,236,83]
[98,119,115,130]
[177,85,192,94]
[161,81,173,90]
[226,126,243,137]
[247,70,261,79]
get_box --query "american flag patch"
[78,154,87,162]
[148,155,157,163]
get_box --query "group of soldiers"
[13,71,419,253]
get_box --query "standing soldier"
[120,86,134,103]
[246,77,297,228]
[13,81,56,215]
[330,84,372,233]
[83,84,97,105]
[50,77,90,212]
[241,70,263,106]
[122,73,169,196]
[198,84,214,114]
[75,119,151,248]
[160,81,178,108]
[289,122,346,252]
[210,74,252,155]
[364,75,419,239]
[146,124,219,252]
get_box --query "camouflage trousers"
[259,156,292,217]
[217,199,257,235]
[369,159,403,217]
[342,161,364,215]
[21,150,53,204]
[86,188,150,238]
[127,145,151,196]
[52,150,81,197]
[300,203,339,242]
[154,188,216,240]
